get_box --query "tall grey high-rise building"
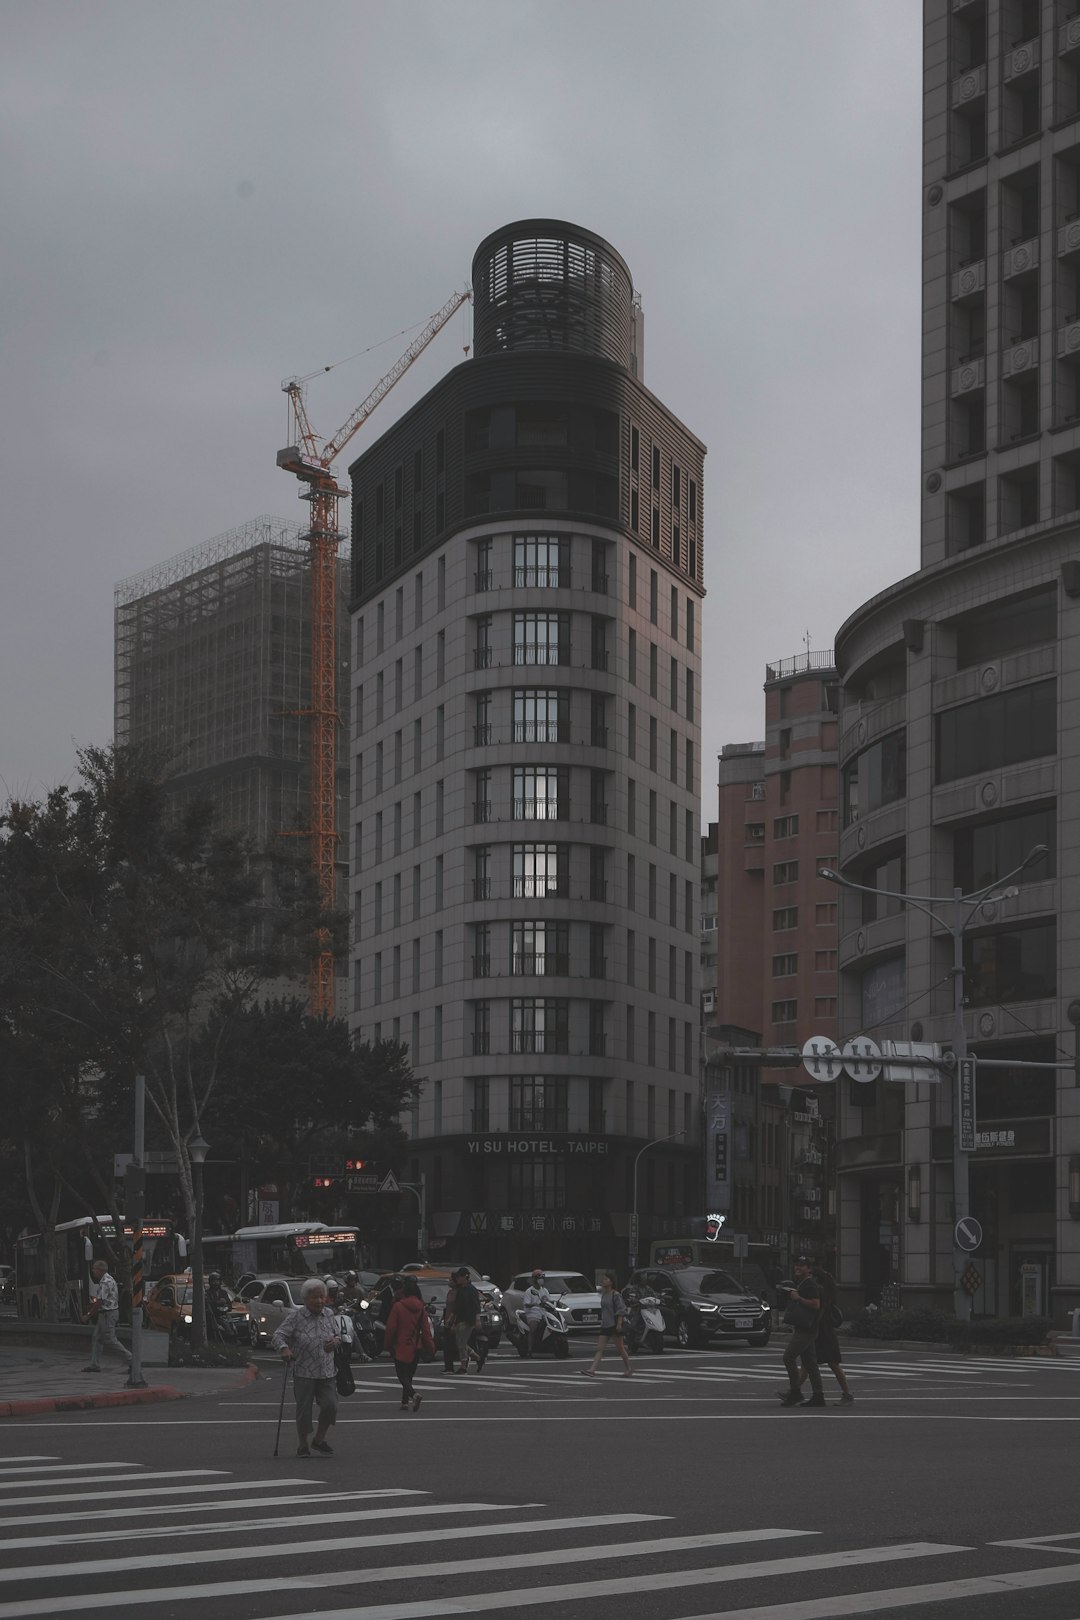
[348,221,705,1276]
[831,2,1080,1320]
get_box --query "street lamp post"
[821,845,1047,1321]
[630,1129,686,1274]
[188,1131,210,1351]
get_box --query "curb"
[0,1359,258,1418]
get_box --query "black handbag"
[335,1344,356,1396]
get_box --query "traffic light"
[313,1176,335,1190]
[345,1157,367,1172]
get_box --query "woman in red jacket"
[383,1276,435,1412]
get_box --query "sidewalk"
[0,1344,258,1417]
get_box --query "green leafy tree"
[205,998,420,1216]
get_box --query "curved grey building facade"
[348,221,705,1275]
[832,6,1080,1321]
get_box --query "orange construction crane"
[278,287,471,1016]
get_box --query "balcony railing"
[473,724,493,747]
[511,1031,569,1055]
[591,573,609,595]
[474,569,493,591]
[591,651,610,671]
[513,798,566,820]
[514,566,567,588]
[589,1034,607,1056]
[513,721,566,744]
[590,803,609,825]
[588,1110,607,1134]
[472,877,492,901]
[474,647,494,669]
[471,1109,490,1131]
[591,728,609,748]
[589,958,608,979]
[513,876,569,899]
[473,800,492,823]
[471,1032,491,1055]
[471,955,491,977]
[513,644,566,666]
[511,953,570,976]
[590,879,608,901]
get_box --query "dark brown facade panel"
[349,354,704,608]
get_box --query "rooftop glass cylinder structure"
[471,220,634,369]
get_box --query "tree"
[0,742,313,1338]
[204,999,420,1216]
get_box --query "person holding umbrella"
[271,1276,341,1456]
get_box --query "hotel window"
[514,611,569,666]
[513,842,566,899]
[514,687,568,744]
[509,1076,568,1133]
[514,534,568,588]
[511,919,569,977]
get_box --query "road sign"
[732,1233,749,1259]
[955,1216,983,1252]
[961,1263,983,1297]
[959,1057,977,1152]
[347,1173,381,1193]
[802,1037,842,1082]
[881,1040,943,1083]
[378,1170,401,1194]
[310,1156,344,1179]
[843,1036,882,1083]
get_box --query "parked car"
[502,1270,603,1334]
[627,1265,771,1348]
[236,1276,310,1345]
[144,1274,257,1344]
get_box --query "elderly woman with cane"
[271,1276,341,1457]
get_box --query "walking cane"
[272,1360,290,1458]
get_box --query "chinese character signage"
[959,1058,977,1153]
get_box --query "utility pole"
[124,1073,148,1388]
[821,845,1048,1321]
[630,1130,685,1272]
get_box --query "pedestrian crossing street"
[296,1345,1080,1406]
[4,1448,1080,1620]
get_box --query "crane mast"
[278,287,471,1017]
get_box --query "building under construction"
[113,515,351,987]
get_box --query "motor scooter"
[351,1296,385,1361]
[623,1286,665,1354]
[506,1295,570,1359]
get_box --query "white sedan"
[501,1271,604,1334]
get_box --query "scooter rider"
[341,1271,363,1307]
[522,1269,552,1356]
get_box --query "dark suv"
[628,1266,771,1348]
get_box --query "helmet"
[344,1271,358,1283]
[325,1277,340,1292]
[208,1272,222,1285]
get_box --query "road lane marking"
[0,1488,425,1531]
[8,1540,965,1620]
[0,1477,321,1509]
[674,1559,1080,1618]
[0,1457,58,1464]
[0,1468,226,1492]
[0,1462,140,1476]
[0,1513,684,1607]
[0,1501,585,1578]
[0,1527,822,1614]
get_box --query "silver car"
[237,1276,308,1345]
[502,1270,604,1334]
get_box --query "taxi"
[143,1273,256,1342]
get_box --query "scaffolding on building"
[113,514,350,902]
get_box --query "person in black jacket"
[779,1256,826,1408]
[447,1268,480,1373]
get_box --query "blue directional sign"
[954,1216,983,1253]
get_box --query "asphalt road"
[3,1340,1080,1620]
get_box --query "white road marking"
[0,1476,321,1509]
[0,1500,571,1579]
[0,1457,57,1464]
[674,1558,1080,1618]
[0,1488,424,1531]
[0,1467,225,1492]
[0,1513,683,1608]
[991,1531,1080,1555]
[27,1539,963,1620]
[0,1461,140,1476]
[0,1528,823,1615]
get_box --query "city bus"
[15,1215,188,1321]
[207,1224,362,1285]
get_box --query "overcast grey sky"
[0,0,922,811]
